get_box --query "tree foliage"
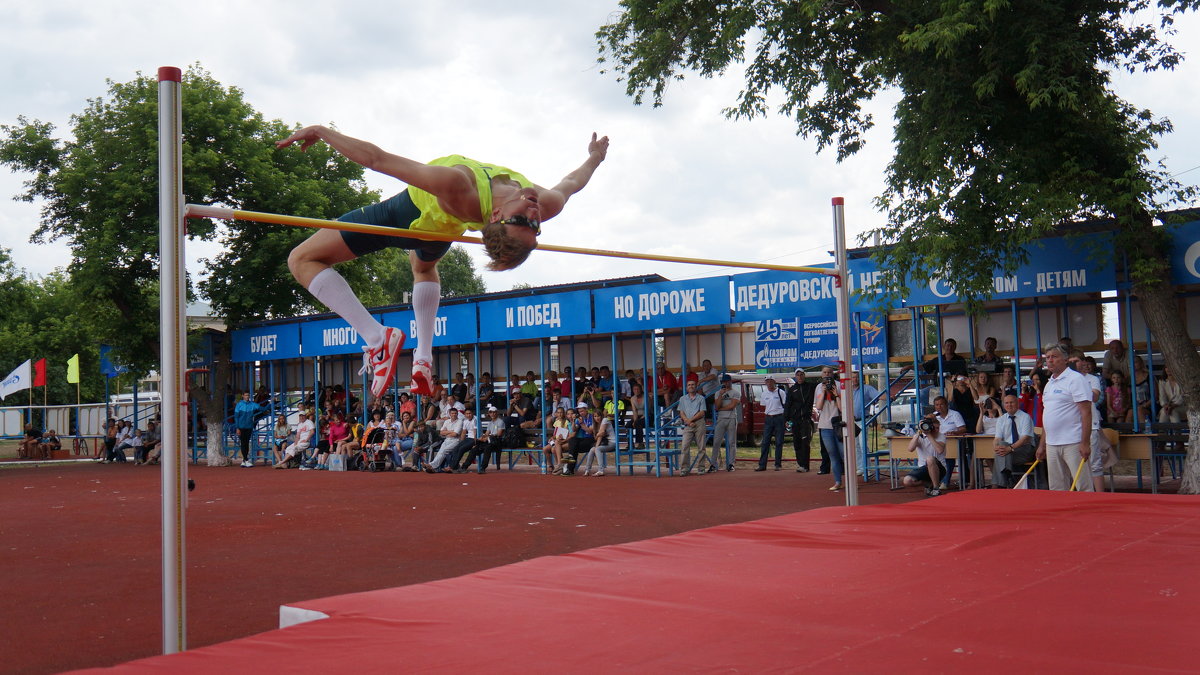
[0,250,110,406]
[597,0,1198,309]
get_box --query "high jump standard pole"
[832,197,859,507]
[158,65,187,653]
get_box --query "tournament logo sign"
[755,319,799,369]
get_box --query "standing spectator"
[811,372,842,489]
[949,375,979,488]
[712,374,741,471]
[973,336,1002,368]
[786,368,816,472]
[1019,371,1047,426]
[922,338,968,376]
[677,381,711,475]
[756,376,788,472]
[234,391,269,468]
[1036,343,1094,491]
[1158,365,1185,423]
[992,394,1035,488]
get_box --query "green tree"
[598,0,1200,492]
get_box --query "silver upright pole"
[158,65,187,653]
[832,197,860,506]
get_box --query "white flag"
[0,359,32,400]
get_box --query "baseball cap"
[720,374,732,383]
[576,402,588,409]
[765,375,776,382]
[486,405,498,412]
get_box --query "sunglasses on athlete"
[495,214,541,236]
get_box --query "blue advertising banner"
[379,303,477,347]
[753,319,800,370]
[731,269,841,323]
[300,317,369,357]
[478,290,591,341]
[231,323,301,362]
[1168,219,1200,286]
[757,312,886,369]
[853,233,1117,309]
[593,277,730,332]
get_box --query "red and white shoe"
[360,327,406,399]
[410,358,433,397]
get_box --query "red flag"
[33,358,46,387]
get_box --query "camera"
[822,374,837,388]
[918,418,936,434]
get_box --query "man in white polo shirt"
[1036,343,1093,491]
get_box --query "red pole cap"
[831,197,845,206]
[158,66,182,82]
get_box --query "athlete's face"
[494,187,541,246]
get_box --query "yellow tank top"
[406,155,534,235]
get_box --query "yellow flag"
[67,353,80,384]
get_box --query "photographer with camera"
[811,368,846,491]
[901,415,948,496]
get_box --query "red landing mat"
[78,490,1199,673]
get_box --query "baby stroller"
[357,426,395,472]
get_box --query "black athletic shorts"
[338,189,453,262]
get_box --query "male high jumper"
[277,126,609,397]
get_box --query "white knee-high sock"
[411,280,440,362]
[307,268,385,348]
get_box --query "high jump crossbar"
[183,204,837,276]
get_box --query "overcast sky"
[2,1,1198,301]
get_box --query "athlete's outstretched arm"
[277,125,472,198]
[538,133,609,219]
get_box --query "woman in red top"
[1018,371,1046,426]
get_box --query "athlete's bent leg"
[289,229,385,348]
[408,253,441,396]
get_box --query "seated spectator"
[543,389,568,423]
[450,372,468,405]
[19,423,42,460]
[427,404,466,473]
[1106,371,1131,424]
[696,359,720,399]
[577,382,603,411]
[544,407,572,473]
[458,405,505,474]
[138,422,161,464]
[629,383,648,449]
[451,408,480,473]
[271,415,292,466]
[655,362,679,407]
[998,364,1019,399]
[578,407,616,476]
[562,402,597,476]
[42,429,62,458]
[1102,338,1129,383]
[507,374,523,402]
[509,393,539,430]
[397,392,418,419]
[1158,365,1185,423]
[992,394,1035,488]
[404,420,439,472]
[124,428,144,464]
[428,374,445,401]
[478,372,498,408]
[594,366,614,399]
[277,411,314,468]
[900,415,947,496]
[1132,355,1152,423]
[366,396,387,421]
[521,371,539,400]
[336,415,364,458]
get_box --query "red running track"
[73,489,1200,674]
